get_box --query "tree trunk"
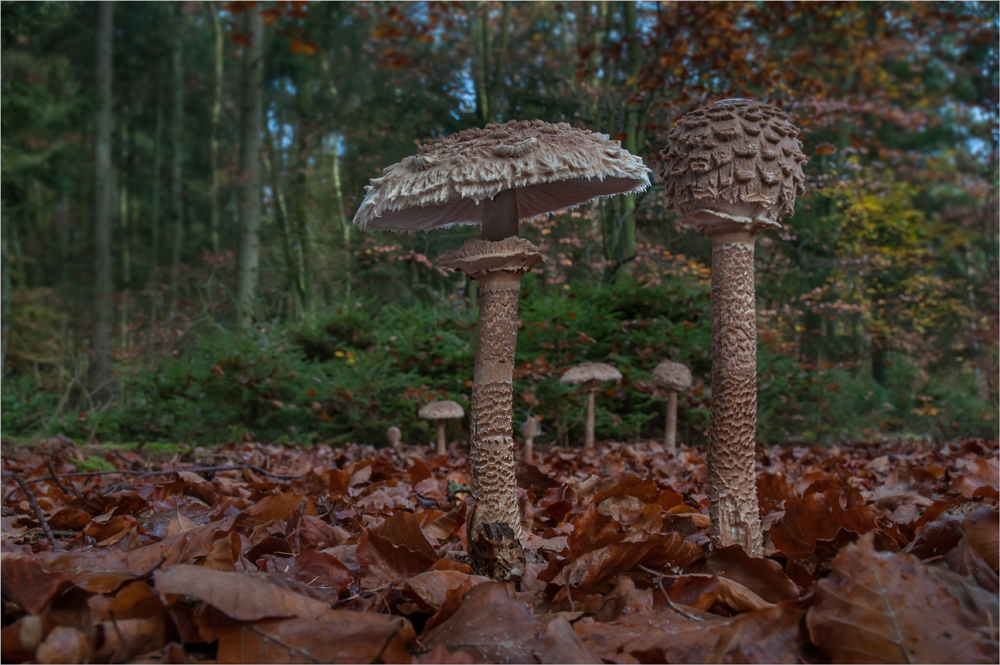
[168,2,185,320]
[261,135,303,315]
[206,1,223,255]
[235,6,264,330]
[2,200,11,377]
[89,0,114,405]
[584,390,596,452]
[118,117,131,354]
[619,1,642,262]
[665,390,677,455]
[707,230,764,557]
[149,89,162,322]
[293,122,315,320]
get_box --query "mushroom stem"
[665,390,677,455]
[707,229,764,557]
[481,188,519,241]
[524,437,534,462]
[469,268,523,541]
[584,390,596,452]
[436,421,447,456]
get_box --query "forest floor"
[1,435,998,664]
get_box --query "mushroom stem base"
[707,232,764,558]
[436,421,447,457]
[584,391,596,452]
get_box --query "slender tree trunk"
[168,2,185,320]
[619,0,641,262]
[149,90,162,322]
[330,131,349,248]
[293,123,315,319]
[262,136,303,314]
[207,1,223,255]
[1,201,11,377]
[119,117,131,353]
[89,0,114,404]
[235,6,264,329]
[485,2,511,122]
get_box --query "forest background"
[1,0,997,450]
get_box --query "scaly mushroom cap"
[522,417,540,438]
[560,362,623,386]
[651,360,692,392]
[354,119,650,232]
[418,400,465,420]
[386,426,402,445]
[659,99,808,235]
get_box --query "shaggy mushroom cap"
[659,99,808,234]
[418,400,465,420]
[522,417,540,438]
[386,426,402,445]
[560,362,623,388]
[652,361,692,392]
[354,119,650,232]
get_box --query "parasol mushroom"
[521,416,540,462]
[418,400,464,457]
[386,425,403,457]
[560,362,623,453]
[651,360,692,456]
[660,99,807,557]
[354,119,648,584]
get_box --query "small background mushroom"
[560,362,622,453]
[418,400,464,457]
[386,425,403,457]
[521,417,540,462]
[651,360,692,456]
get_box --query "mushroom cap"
[439,236,548,277]
[354,119,650,233]
[651,360,692,392]
[522,417,540,437]
[659,99,807,235]
[560,362,623,386]
[386,426,401,444]
[418,400,465,420]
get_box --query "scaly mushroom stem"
[469,269,523,541]
[524,437,534,462]
[584,390,597,452]
[436,421,447,456]
[707,229,764,557]
[665,390,678,455]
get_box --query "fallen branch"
[11,464,302,486]
[11,472,59,550]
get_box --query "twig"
[45,460,82,498]
[11,472,59,550]
[639,565,703,621]
[333,584,393,608]
[12,464,302,487]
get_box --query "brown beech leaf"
[376,510,438,558]
[540,615,602,663]
[770,489,872,562]
[1,553,69,614]
[704,545,800,603]
[574,611,731,663]
[214,611,415,664]
[963,507,999,571]
[415,644,477,663]
[591,474,660,505]
[36,550,146,594]
[667,574,722,610]
[422,582,545,662]
[105,581,167,620]
[704,606,813,663]
[93,617,167,663]
[955,458,1000,500]
[154,564,329,621]
[806,532,999,663]
[398,569,491,615]
[47,507,93,531]
[356,525,436,583]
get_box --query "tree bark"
[584,390,596,452]
[167,2,185,320]
[89,0,114,405]
[618,1,642,262]
[707,230,764,557]
[235,6,264,330]
[293,122,315,320]
[2,200,11,377]
[206,1,223,255]
[149,89,162,322]
[262,135,304,316]
[665,390,677,455]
